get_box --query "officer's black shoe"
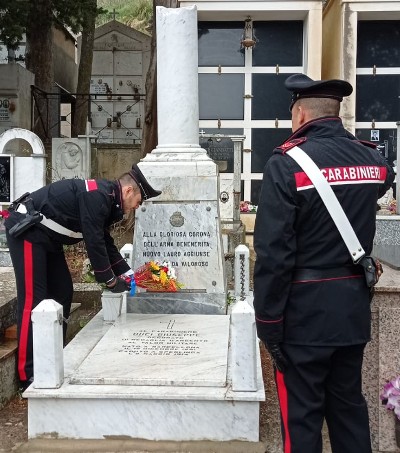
[19,377,34,393]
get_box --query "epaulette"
[357,139,377,149]
[276,137,307,154]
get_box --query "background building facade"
[323,0,399,170]
[180,0,323,205]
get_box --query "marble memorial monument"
[129,6,226,315]
[24,7,265,446]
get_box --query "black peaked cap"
[129,164,162,200]
[285,73,353,111]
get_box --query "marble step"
[15,438,267,453]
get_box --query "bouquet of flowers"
[240,200,257,213]
[381,375,400,420]
[0,210,10,220]
[133,260,183,292]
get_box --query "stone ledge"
[0,338,17,362]
[15,438,266,453]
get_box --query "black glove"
[107,276,130,293]
[264,342,288,372]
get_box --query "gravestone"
[24,8,265,447]
[199,133,246,283]
[0,128,46,265]
[199,134,243,223]
[70,314,230,387]
[51,124,96,181]
[0,128,46,204]
[130,6,227,314]
[27,246,264,443]
[0,65,34,139]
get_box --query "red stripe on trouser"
[276,370,291,453]
[18,240,34,381]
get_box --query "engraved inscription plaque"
[71,314,230,387]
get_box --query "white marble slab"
[70,314,230,387]
[133,202,225,294]
[28,398,260,442]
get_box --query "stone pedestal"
[31,299,64,389]
[230,297,257,392]
[373,215,400,269]
[101,291,123,322]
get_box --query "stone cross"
[78,122,97,178]
[110,8,119,21]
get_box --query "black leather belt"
[292,266,363,283]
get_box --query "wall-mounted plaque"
[0,154,13,203]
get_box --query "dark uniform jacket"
[254,117,394,346]
[5,178,130,283]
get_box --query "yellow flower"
[160,270,168,284]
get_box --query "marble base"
[28,398,260,441]
[0,250,12,267]
[127,292,226,314]
[25,311,265,442]
[373,216,400,269]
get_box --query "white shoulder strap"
[286,146,365,263]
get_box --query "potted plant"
[381,375,400,447]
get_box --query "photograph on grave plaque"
[0,155,12,203]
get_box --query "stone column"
[234,245,250,299]
[341,7,358,134]
[230,297,257,392]
[31,299,64,389]
[151,5,203,155]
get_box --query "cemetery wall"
[0,65,34,137]
[92,144,142,180]
[53,26,77,93]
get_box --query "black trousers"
[276,343,372,453]
[6,230,73,382]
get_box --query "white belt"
[16,204,83,239]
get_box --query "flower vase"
[395,416,400,448]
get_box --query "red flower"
[0,210,10,219]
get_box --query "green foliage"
[97,0,153,34]
[0,0,29,49]
[0,0,105,50]
[226,292,236,306]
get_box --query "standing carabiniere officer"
[253,74,394,453]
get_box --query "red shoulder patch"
[357,139,377,149]
[277,137,307,154]
[85,180,98,191]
